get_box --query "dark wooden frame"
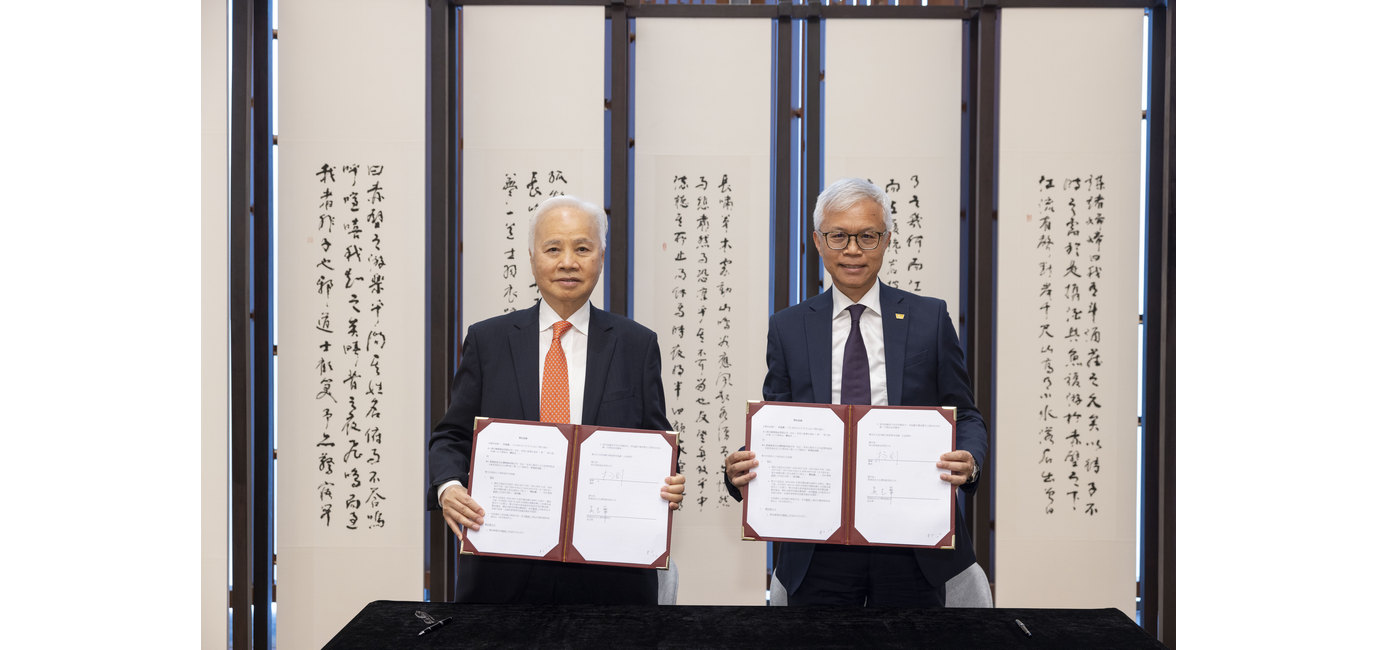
[1141,1,1176,645]
[426,0,464,604]
[964,0,999,595]
[229,1,274,648]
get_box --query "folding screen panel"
[995,8,1144,616]
[461,6,605,323]
[277,1,426,646]
[200,0,228,644]
[633,17,773,605]
[824,19,964,321]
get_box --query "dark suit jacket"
[427,302,672,603]
[727,283,988,597]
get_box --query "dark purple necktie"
[841,304,871,405]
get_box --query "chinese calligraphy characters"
[499,170,572,313]
[311,162,393,531]
[1030,173,1110,519]
[871,174,933,296]
[663,172,740,512]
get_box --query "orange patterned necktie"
[540,320,572,423]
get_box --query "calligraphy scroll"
[995,8,1144,616]
[276,1,425,647]
[634,17,771,605]
[824,19,963,317]
[461,7,605,324]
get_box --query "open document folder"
[741,401,957,550]
[461,417,677,569]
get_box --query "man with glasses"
[723,177,987,607]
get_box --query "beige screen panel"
[995,8,1144,616]
[824,19,963,323]
[276,1,426,647]
[633,17,772,606]
[200,0,228,646]
[460,6,605,324]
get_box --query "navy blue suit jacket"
[728,283,988,596]
[427,302,672,602]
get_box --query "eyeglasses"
[818,230,886,250]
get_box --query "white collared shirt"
[438,301,593,505]
[537,301,590,424]
[831,285,888,406]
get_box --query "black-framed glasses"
[818,230,886,250]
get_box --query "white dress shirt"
[537,300,590,425]
[437,301,592,505]
[830,285,888,406]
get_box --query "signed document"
[741,402,957,550]
[744,404,846,542]
[462,418,676,569]
[465,421,571,558]
[852,407,953,547]
[569,429,674,566]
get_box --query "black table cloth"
[323,600,1166,649]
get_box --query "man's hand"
[661,474,686,510]
[440,484,485,542]
[725,450,759,488]
[937,449,977,486]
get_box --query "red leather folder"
[461,417,676,569]
[740,401,957,550]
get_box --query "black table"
[323,600,1166,649]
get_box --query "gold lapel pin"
[895,313,905,320]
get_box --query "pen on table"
[1014,619,1031,637]
[419,617,452,636]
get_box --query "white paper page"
[569,430,673,565]
[466,422,570,557]
[852,408,953,547]
[745,405,846,541]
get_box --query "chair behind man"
[658,561,679,605]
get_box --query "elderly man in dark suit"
[725,177,988,607]
[428,195,685,605]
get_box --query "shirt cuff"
[436,480,464,507]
